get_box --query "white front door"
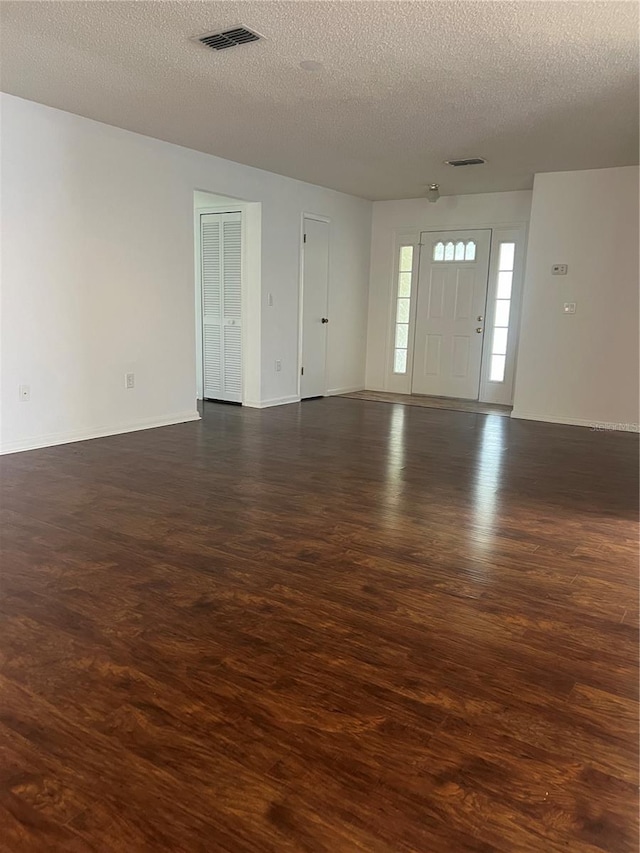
[201,212,242,403]
[411,229,491,400]
[300,218,329,399]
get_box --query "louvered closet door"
[201,212,242,403]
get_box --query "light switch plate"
[552,264,568,275]
[563,302,576,314]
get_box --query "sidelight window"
[489,243,516,382]
[393,246,414,374]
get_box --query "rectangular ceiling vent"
[445,157,486,167]
[196,26,262,51]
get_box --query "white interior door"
[201,212,242,403]
[300,218,329,399]
[411,229,491,400]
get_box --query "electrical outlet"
[552,264,568,275]
[563,302,576,314]
[19,384,30,402]
[125,373,135,389]
[275,360,282,372]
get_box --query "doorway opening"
[194,190,261,407]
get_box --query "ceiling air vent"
[445,157,486,167]
[196,26,262,51]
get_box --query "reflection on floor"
[340,388,513,416]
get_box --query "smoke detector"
[194,26,262,51]
[445,157,486,167]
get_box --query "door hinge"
[303,234,307,243]
[301,366,304,376]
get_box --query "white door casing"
[300,217,330,398]
[201,212,242,403]
[411,229,492,400]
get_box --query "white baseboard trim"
[511,410,640,433]
[243,395,301,409]
[0,410,201,455]
[327,385,365,396]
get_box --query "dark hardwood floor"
[1,399,638,852]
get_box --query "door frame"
[195,205,242,401]
[383,222,528,406]
[194,200,262,406]
[411,228,492,401]
[297,212,331,399]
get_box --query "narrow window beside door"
[489,242,516,382]
[393,246,414,374]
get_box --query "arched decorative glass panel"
[489,242,516,383]
[432,239,477,262]
[393,245,414,374]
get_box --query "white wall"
[0,94,372,453]
[365,191,532,390]
[512,166,639,429]
[194,190,244,208]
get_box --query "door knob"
[477,315,484,322]
[476,327,483,333]
[321,317,329,324]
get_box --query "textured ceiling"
[1,1,638,200]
